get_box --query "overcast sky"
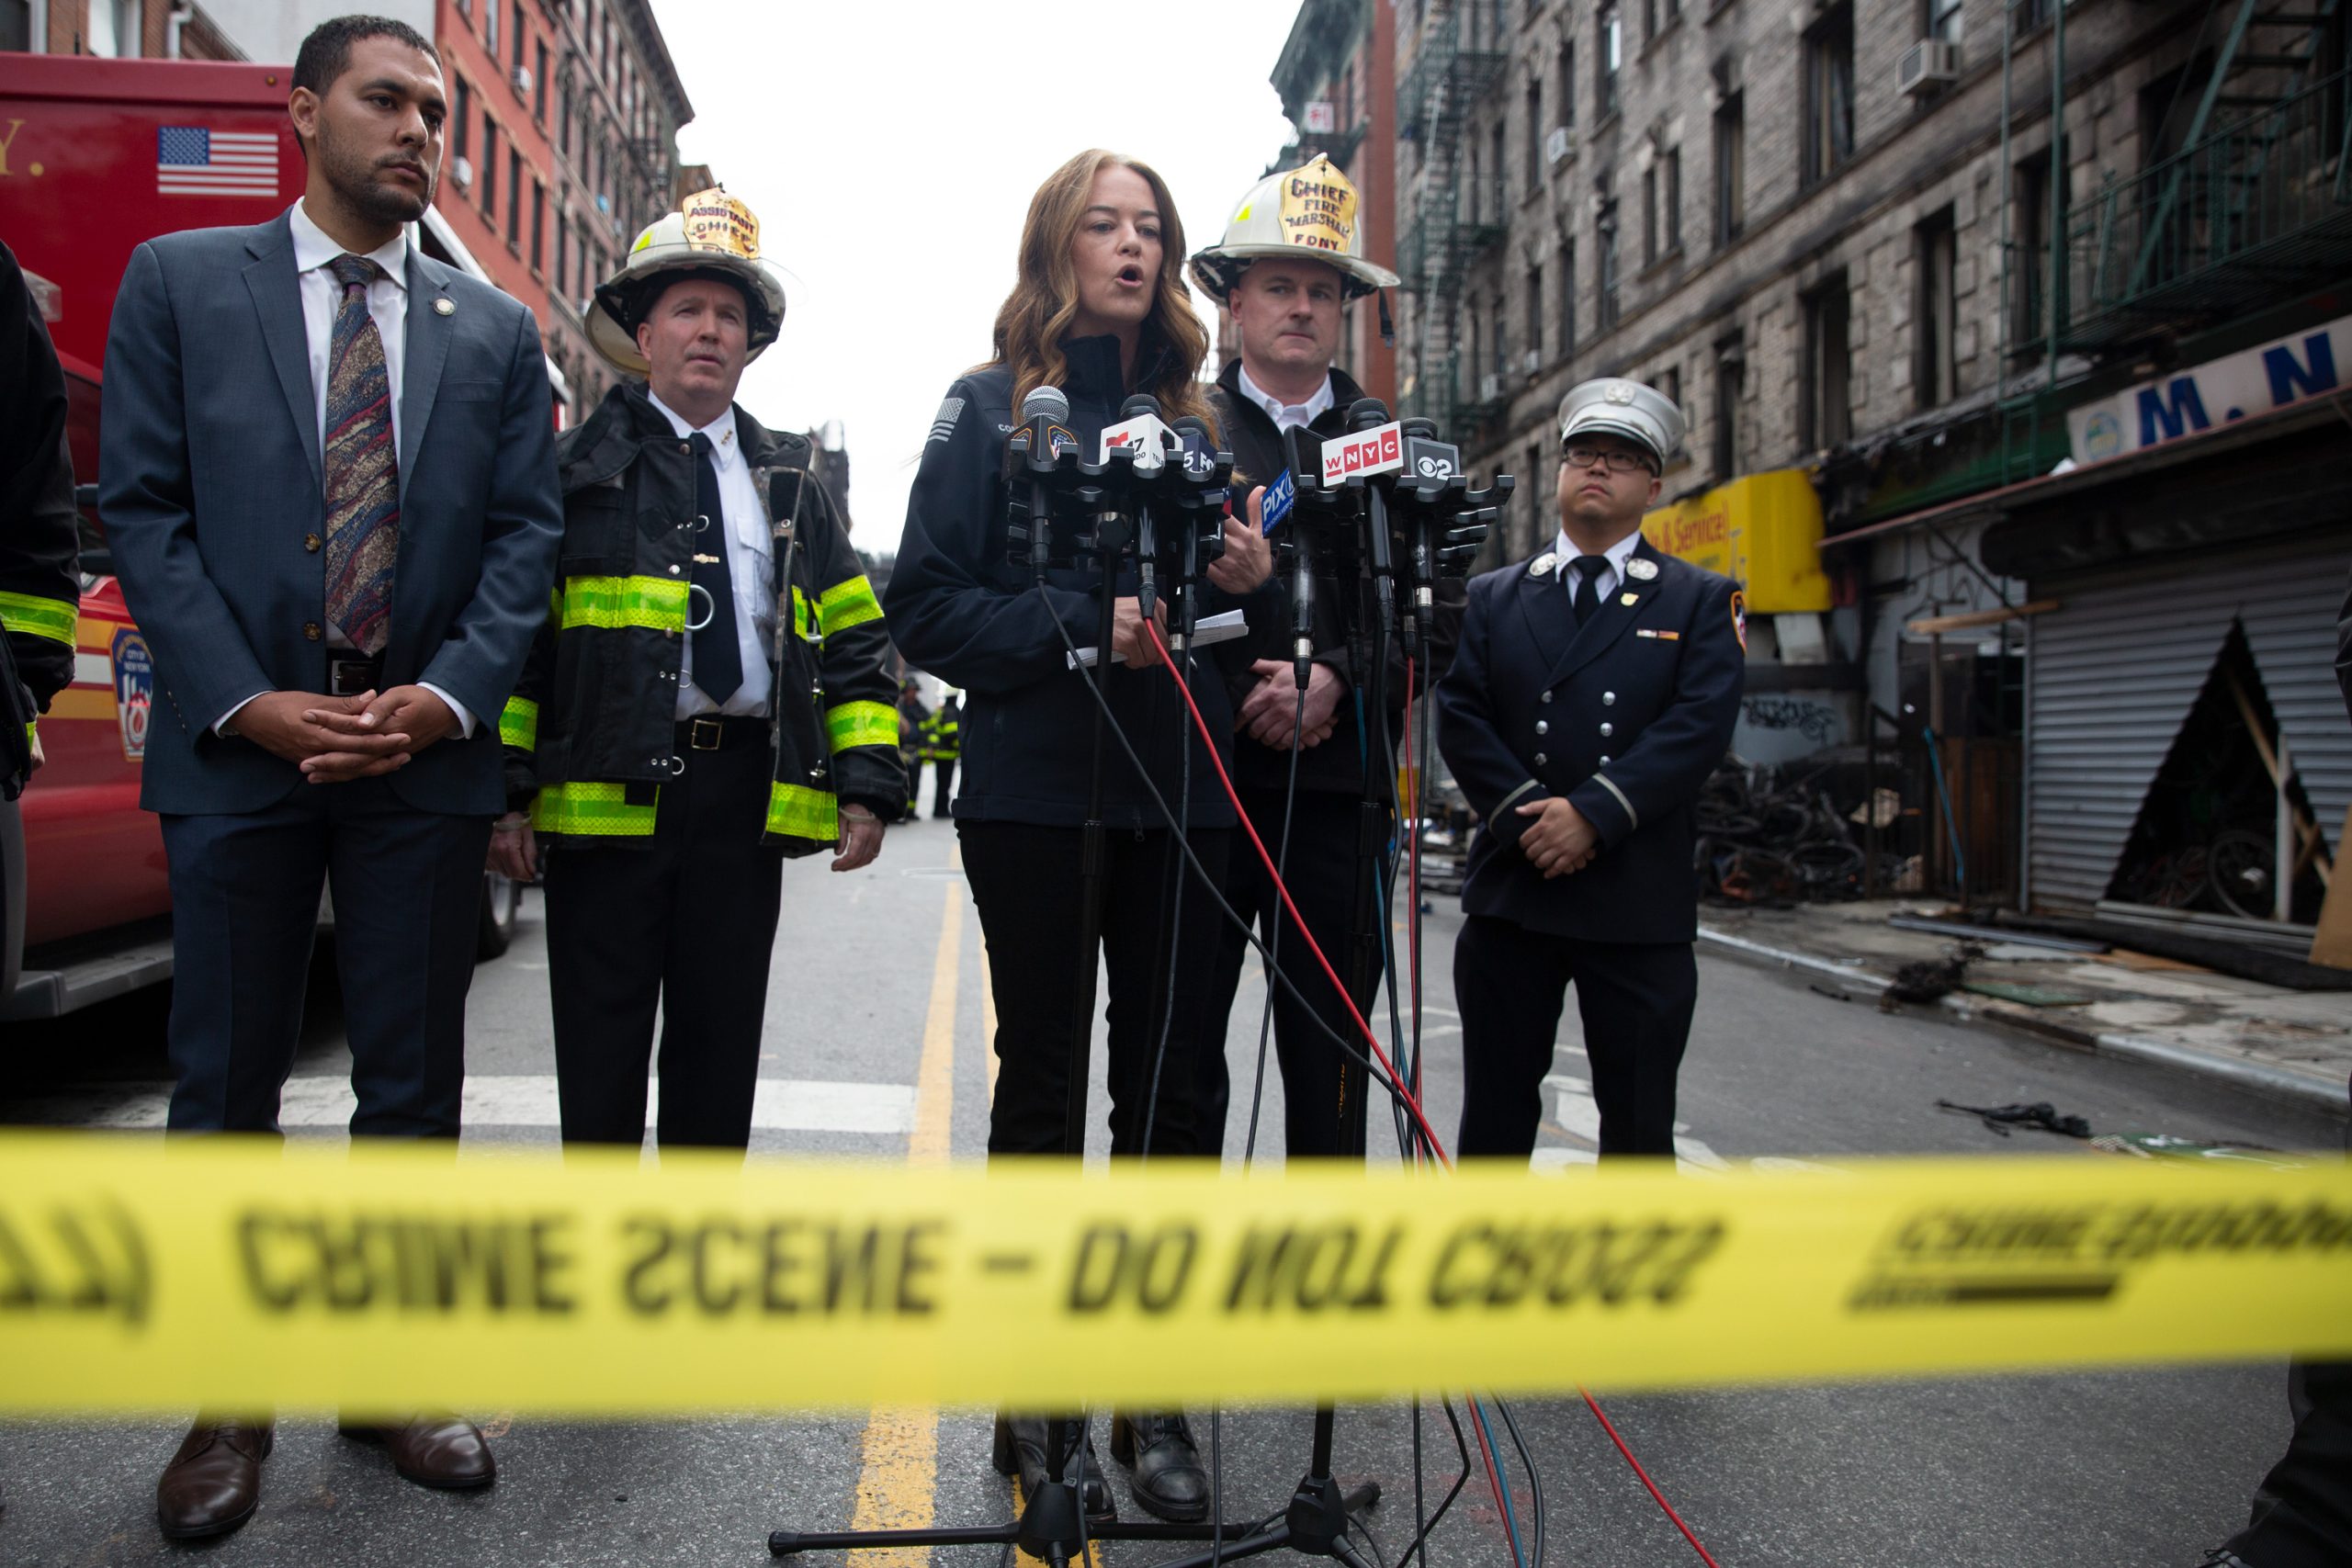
[653,1,1305,560]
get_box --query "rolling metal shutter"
[2025,538,2352,911]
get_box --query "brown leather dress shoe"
[156,1416,273,1540]
[338,1412,496,1489]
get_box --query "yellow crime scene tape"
[0,1132,2347,1416]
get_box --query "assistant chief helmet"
[1187,153,1401,303]
[588,186,788,375]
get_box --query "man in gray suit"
[99,15,560,1540]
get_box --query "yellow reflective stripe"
[826,699,899,752]
[0,591,75,647]
[499,696,539,751]
[790,586,821,642]
[531,780,657,837]
[765,782,836,840]
[560,575,687,634]
[817,576,883,637]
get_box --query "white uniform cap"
[1556,378,1686,467]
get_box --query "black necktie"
[688,432,742,705]
[1570,554,1612,628]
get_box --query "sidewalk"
[1698,899,2352,1118]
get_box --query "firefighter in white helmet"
[1187,154,1463,1169]
[496,187,904,1152]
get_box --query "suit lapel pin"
[1620,591,1639,606]
[1529,552,1557,578]
[1625,557,1657,581]
[433,297,455,316]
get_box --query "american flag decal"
[156,127,279,197]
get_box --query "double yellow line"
[844,855,1092,1568]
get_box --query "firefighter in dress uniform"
[493,189,904,1151]
[1436,378,1745,1160]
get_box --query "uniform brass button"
[669,564,681,575]
[1600,722,1614,738]
[302,622,322,641]
[1600,755,1611,765]
[1532,751,1547,766]
[303,533,322,553]
[1540,691,1554,705]
[1534,720,1548,735]
[1602,691,1616,705]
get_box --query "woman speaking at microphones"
[882,151,1273,1525]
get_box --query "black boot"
[1111,1411,1209,1522]
[992,1413,1115,1528]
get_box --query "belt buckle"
[326,654,376,697]
[689,716,724,751]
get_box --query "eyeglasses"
[1560,445,1655,474]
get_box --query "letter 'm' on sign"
[2136,378,2212,446]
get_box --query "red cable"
[1580,1388,1724,1567]
[1142,617,1450,1168]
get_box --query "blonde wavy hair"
[989,150,1216,433]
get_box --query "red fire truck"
[1,54,526,1021]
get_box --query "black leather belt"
[676,714,769,752]
[325,650,382,697]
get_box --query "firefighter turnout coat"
[1,240,80,789]
[501,381,904,852]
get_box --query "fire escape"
[1396,0,1509,440]
[1998,0,2349,479]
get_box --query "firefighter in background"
[494,189,903,1151]
[919,689,961,818]
[0,239,78,800]
[897,676,929,817]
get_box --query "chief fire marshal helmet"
[1186,152,1402,303]
[587,186,788,375]
[1556,378,1687,470]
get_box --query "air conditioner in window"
[1478,372,1504,401]
[512,64,535,95]
[1521,349,1542,377]
[451,155,474,190]
[1898,39,1961,95]
[1544,126,1575,166]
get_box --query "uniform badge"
[1624,557,1657,581]
[1620,592,1638,606]
[1730,589,1748,652]
[1529,552,1557,578]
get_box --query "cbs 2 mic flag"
[157,127,280,197]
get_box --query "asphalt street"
[3,796,2346,1568]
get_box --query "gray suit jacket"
[98,209,562,817]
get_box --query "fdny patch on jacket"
[928,397,966,444]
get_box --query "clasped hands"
[236,685,459,785]
[1515,795,1600,879]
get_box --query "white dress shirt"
[1236,363,1335,433]
[647,389,775,720]
[218,200,474,738]
[1554,526,1645,610]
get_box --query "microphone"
[1010,384,1071,571]
[1099,392,1173,471]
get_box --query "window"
[1802,274,1852,449]
[1559,238,1577,361]
[1664,147,1681,253]
[536,41,548,120]
[454,77,472,162]
[0,1,29,51]
[511,3,526,69]
[1803,3,1856,186]
[1492,290,1510,380]
[1490,120,1507,209]
[1525,442,1547,553]
[558,72,571,151]
[1598,6,1622,119]
[1916,208,1957,408]
[1558,38,1575,128]
[1467,309,1484,395]
[481,120,498,214]
[485,0,498,58]
[532,179,547,273]
[1658,367,1682,433]
[556,218,569,301]
[1528,264,1544,363]
[1713,93,1745,245]
[1713,338,1744,479]
[1525,77,1543,189]
[508,149,522,243]
[2014,151,2061,349]
[1925,0,1962,45]
[1597,185,1621,332]
[1643,165,1658,265]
